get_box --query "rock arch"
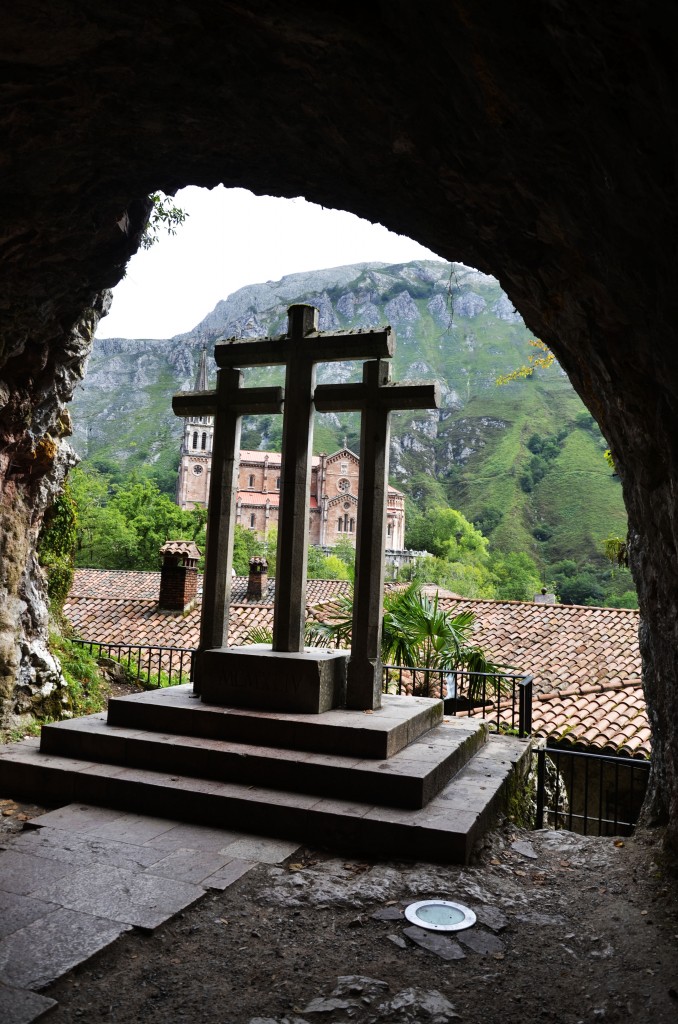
[1,4,677,850]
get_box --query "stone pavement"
[0,804,300,1023]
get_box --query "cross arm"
[172,389,217,417]
[314,380,441,412]
[172,385,284,417]
[214,328,394,368]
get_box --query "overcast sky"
[96,186,444,340]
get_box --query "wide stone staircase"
[0,686,531,863]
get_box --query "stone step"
[106,685,443,760]
[38,714,488,810]
[0,735,531,864]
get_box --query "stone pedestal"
[198,645,348,714]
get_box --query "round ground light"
[404,900,476,932]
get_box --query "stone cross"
[213,304,393,653]
[172,369,283,687]
[315,362,440,709]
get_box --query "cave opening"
[2,5,677,853]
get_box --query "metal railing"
[72,639,194,689]
[382,665,533,738]
[535,745,651,837]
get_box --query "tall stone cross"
[213,304,393,654]
[315,362,440,709]
[172,369,284,684]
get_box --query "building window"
[192,431,198,449]
[349,518,355,533]
[248,474,255,487]
[250,513,256,528]
[387,523,392,536]
[337,478,350,493]
[340,461,348,474]
[201,432,207,450]
[275,477,280,489]
[192,465,204,476]
[337,517,343,532]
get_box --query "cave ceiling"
[3,1,677,448]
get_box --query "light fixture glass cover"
[404,900,476,932]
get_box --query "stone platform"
[0,686,531,864]
[198,645,348,713]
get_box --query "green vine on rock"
[38,481,77,613]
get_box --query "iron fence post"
[519,674,533,738]
[535,745,546,829]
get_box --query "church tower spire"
[175,341,214,509]
[195,342,209,391]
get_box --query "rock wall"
[2,3,678,849]
[0,301,106,731]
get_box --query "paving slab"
[0,891,59,940]
[27,862,204,930]
[141,822,251,852]
[83,812,179,845]
[0,906,130,990]
[8,827,166,872]
[143,847,237,884]
[0,980,57,1023]
[217,836,300,864]
[24,804,126,833]
[0,849,75,896]
[202,858,255,890]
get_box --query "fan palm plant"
[245,584,511,702]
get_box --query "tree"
[495,339,556,385]
[70,468,206,570]
[140,192,188,250]
[489,551,542,601]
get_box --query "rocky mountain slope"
[70,261,627,575]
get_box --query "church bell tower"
[176,345,214,509]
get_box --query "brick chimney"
[246,556,269,601]
[158,540,201,611]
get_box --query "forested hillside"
[68,261,633,605]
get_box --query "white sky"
[97,186,443,339]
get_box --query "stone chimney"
[158,540,201,612]
[534,587,556,605]
[246,556,269,601]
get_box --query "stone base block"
[197,645,348,714]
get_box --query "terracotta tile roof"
[237,491,280,506]
[64,570,350,649]
[435,597,641,695]
[432,596,647,759]
[159,540,201,559]
[531,681,650,760]
[237,492,319,509]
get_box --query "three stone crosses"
[172,305,440,714]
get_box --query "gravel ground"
[1,812,667,1024]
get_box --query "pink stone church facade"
[175,352,406,551]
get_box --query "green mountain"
[71,260,628,590]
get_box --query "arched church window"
[250,513,256,528]
[349,518,355,533]
[201,432,207,450]
[248,474,255,487]
[192,431,198,449]
[337,518,343,532]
